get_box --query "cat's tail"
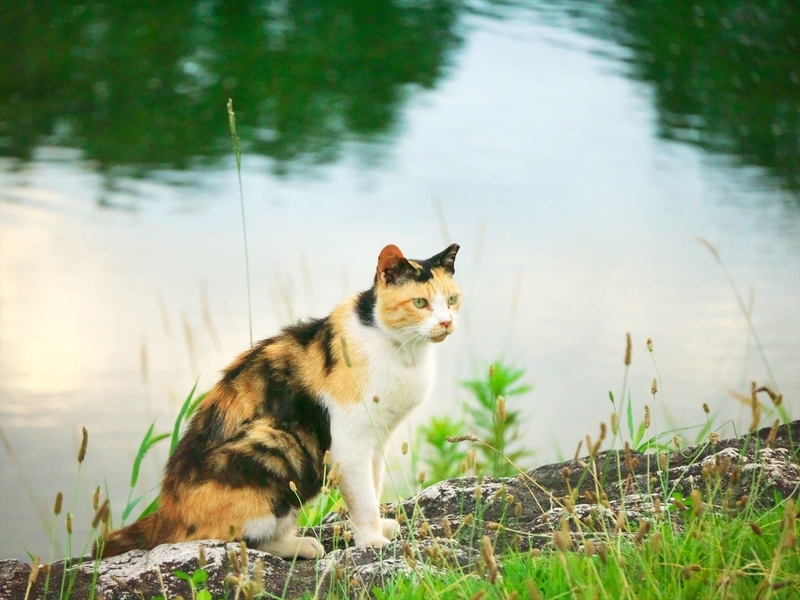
[94,509,170,558]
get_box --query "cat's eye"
[447,293,459,305]
[413,298,428,309]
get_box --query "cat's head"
[373,243,461,345]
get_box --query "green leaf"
[171,379,199,455]
[173,570,191,582]
[122,494,144,521]
[131,422,155,488]
[197,590,213,600]
[138,496,160,521]
[193,569,208,585]
[131,426,170,489]
[634,422,646,448]
[626,392,635,441]
[186,391,207,419]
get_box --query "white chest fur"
[325,317,435,446]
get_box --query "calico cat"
[99,243,461,559]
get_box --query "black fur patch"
[356,287,376,327]
[223,338,275,382]
[284,317,327,346]
[318,320,337,372]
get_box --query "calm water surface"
[1,1,798,560]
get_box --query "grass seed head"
[92,498,110,529]
[239,540,249,571]
[690,489,704,515]
[573,440,583,460]
[525,580,543,600]
[650,379,658,397]
[650,531,663,554]
[702,403,710,414]
[644,405,651,429]
[496,396,506,422]
[611,412,618,435]
[480,535,500,584]
[198,545,207,568]
[624,333,632,365]
[683,565,701,579]
[782,499,796,549]
[92,486,100,511]
[289,481,297,493]
[446,434,478,443]
[646,337,653,352]
[401,541,416,567]
[66,512,73,534]
[228,548,241,574]
[634,520,650,545]
[78,427,88,463]
[323,450,331,465]
[554,519,572,551]
[401,442,408,455]
[419,521,430,538]
[673,436,681,448]
[766,419,780,447]
[442,516,453,538]
[28,555,40,584]
[418,471,426,485]
[748,522,762,536]
[53,491,63,516]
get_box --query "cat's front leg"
[336,444,392,548]
[372,447,400,540]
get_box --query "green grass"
[370,497,798,599]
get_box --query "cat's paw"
[262,535,325,559]
[380,518,400,539]
[296,536,325,559]
[359,534,392,549]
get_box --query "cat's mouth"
[430,332,448,343]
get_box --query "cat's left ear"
[377,244,413,285]
[429,243,460,275]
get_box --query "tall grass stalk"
[697,237,778,391]
[227,98,253,348]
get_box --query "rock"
[3,421,797,599]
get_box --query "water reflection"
[3,1,798,200]
[1,0,462,177]
[536,0,800,196]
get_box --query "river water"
[1,1,798,560]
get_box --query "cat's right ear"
[377,244,411,285]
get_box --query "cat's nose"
[439,320,452,329]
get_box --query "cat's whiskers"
[392,330,428,361]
